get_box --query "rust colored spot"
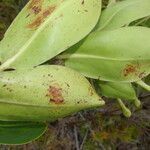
[28,0,42,9]
[46,84,64,104]
[28,0,43,15]
[27,16,43,29]
[43,6,56,18]
[27,5,56,29]
[32,6,42,14]
[123,64,139,77]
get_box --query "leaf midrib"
[97,0,141,30]
[62,53,150,61]
[0,1,71,71]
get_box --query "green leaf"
[0,0,101,70]
[96,0,150,31]
[0,121,47,145]
[64,27,150,82]
[0,65,104,122]
[98,81,137,101]
[98,80,141,108]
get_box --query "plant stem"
[134,98,141,108]
[136,80,150,92]
[117,99,131,118]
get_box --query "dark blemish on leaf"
[3,68,15,72]
[84,9,88,12]
[46,84,64,104]
[27,5,56,29]
[26,14,30,18]
[27,0,43,15]
[32,6,42,15]
[3,84,7,87]
[28,0,42,9]
[65,83,70,88]
[42,6,56,18]
[27,16,43,29]
[24,85,27,88]
[123,64,139,77]
[48,74,53,77]
[6,87,13,92]
[81,0,84,5]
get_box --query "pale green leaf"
[98,81,137,101]
[0,0,101,70]
[0,65,104,122]
[64,27,150,82]
[96,0,150,30]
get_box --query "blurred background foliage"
[0,0,150,149]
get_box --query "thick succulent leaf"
[98,81,137,101]
[0,65,104,122]
[96,0,150,31]
[64,27,150,82]
[0,121,47,145]
[0,0,101,70]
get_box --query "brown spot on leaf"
[123,64,140,77]
[27,16,43,28]
[81,0,84,5]
[43,6,56,18]
[28,0,43,15]
[31,6,42,15]
[46,84,64,104]
[27,5,56,29]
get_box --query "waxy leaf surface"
[96,0,150,30]
[64,27,150,82]
[98,81,137,101]
[0,65,104,122]
[0,0,101,70]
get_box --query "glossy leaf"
[0,121,47,145]
[98,81,141,108]
[96,0,150,31]
[0,65,104,122]
[98,81,137,101]
[64,27,150,82]
[0,0,101,70]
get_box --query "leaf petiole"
[136,80,150,92]
[117,99,131,118]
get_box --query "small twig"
[74,125,80,150]
[80,129,89,150]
